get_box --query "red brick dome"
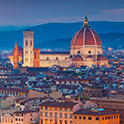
[72,55,83,61]
[97,54,107,61]
[71,15,102,49]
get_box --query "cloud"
[102,8,124,13]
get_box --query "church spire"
[14,40,18,51]
[83,14,89,27]
[13,40,19,69]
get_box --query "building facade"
[39,101,80,124]
[9,15,108,68]
[73,108,120,124]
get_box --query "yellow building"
[39,101,80,124]
[73,108,120,124]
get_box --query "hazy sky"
[0,0,124,26]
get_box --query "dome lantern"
[83,14,89,27]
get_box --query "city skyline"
[0,0,124,26]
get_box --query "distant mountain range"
[0,21,124,50]
[35,33,124,50]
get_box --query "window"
[88,117,92,120]
[117,115,118,118]
[50,107,52,110]
[47,57,49,60]
[41,112,43,117]
[45,112,47,117]
[79,116,81,119]
[56,57,58,60]
[34,52,36,59]
[74,81,76,83]
[105,117,107,120]
[70,108,72,111]
[60,120,62,124]
[65,120,67,124]
[108,116,110,119]
[65,108,67,111]
[11,119,13,123]
[50,120,53,124]
[55,113,57,118]
[114,115,116,119]
[15,118,18,121]
[111,116,113,119]
[70,114,72,119]
[25,51,28,54]
[75,116,77,119]
[41,119,43,124]
[83,116,86,120]
[60,113,62,118]
[50,112,52,117]
[26,41,28,46]
[102,117,104,120]
[25,58,28,61]
[30,114,32,116]
[60,107,62,111]
[45,119,48,124]
[45,107,47,110]
[65,57,67,60]
[55,107,57,110]
[41,106,42,109]
[96,117,99,120]
[30,40,32,46]
[65,113,67,118]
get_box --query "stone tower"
[23,29,34,67]
[13,41,19,68]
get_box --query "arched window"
[34,52,36,59]
[26,41,28,46]
[30,40,32,46]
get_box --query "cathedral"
[9,15,108,68]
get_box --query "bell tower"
[23,29,34,67]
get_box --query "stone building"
[9,15,108,68]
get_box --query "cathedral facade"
[9,15,108,68]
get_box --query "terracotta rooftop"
[39,101,77,108]
[14,110,37,114]
[74,108,119,116]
